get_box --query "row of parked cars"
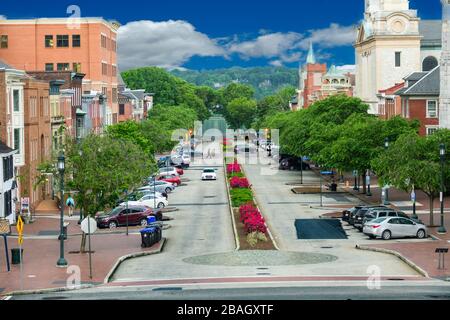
[96,147,190,230]
[343,205,428,240]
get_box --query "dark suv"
[353,207,394,231]
[279,157,310,171]
[349,206,388,226]
[342,206,362,222]
[96,205,161,229]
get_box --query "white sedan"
[202,168,217,181]
[121,194,168,209]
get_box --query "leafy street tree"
[219,83,255,107]
[372,130,450,226]
[65,134,154,252]
[148,104,198,132]
[225,97,257,130]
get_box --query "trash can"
[140,227,156,248]
[330,183,338,192]
[11,248,23,265]
[147,215,157,225]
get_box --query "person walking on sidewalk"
[66,194,75,217]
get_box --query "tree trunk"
[80,232,87,253]
[362,174,367,194]
[429,195,434,227]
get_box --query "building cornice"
[0,18,119,32]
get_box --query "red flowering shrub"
[230,177,250,188]
[227,163,241,174]
[239,204,268,235]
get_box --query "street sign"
[411,191,416,202]
[320,171,334,175]
[0,219,10,235]
[81,217,97,235]
[16,216,24,245]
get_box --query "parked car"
[362,209,421,226]
[363,217,428,240]
[145,180,176,193]
[202,168,217,181]
[349,206,387,226]
[116,191,166,206]
[96,206,157,229]
[342,206,363,222]
[121,194,169,209]
[158,174,181,187]
[157,156,171,168]
[279,157,311,171]
[181,154,191,165]
[354,206,393,231]
[158,167,180,177]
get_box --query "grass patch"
[230,188,254,207]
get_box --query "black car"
[348,206,387,226]
[353,206,390,231]
[342,206,362,222]
[279,157,310,171]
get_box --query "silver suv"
[362,209,417,226]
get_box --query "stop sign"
[81,217,97,235]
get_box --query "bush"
[246,232,268,247]
[230,177,250,189]
[228,172,245,178]
[230,188,253,207]
[227,163,241,174]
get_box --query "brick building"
[22,76,51,208]
[0,17,119,128]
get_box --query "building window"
[101,35,107,48]
[45,35,54,48]
[13,89,20,112]
[0,35,8,48]
[102,63,108,76]
[119,104,125,115]
[112,88,118,103]
[111,39,117,52]
[56,35,69,47]
[45,63,54,72]
[73,63,81,73]
[427,127,439,136]
[426,100,438,118]
[422,56,439,72]
[72,34,81,47]
[395,52,401,67]
[14,128,20,153]
[57,63,70,71]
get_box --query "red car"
[158,174,181,187]
[96,205,161,229]
[174,166,184,176]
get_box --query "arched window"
[332,79,338,84]
[422,56,439,72]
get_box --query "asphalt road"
[9,282,450,300]
[110,163,236,282]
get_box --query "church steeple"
[306,42,316,64]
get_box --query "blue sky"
[0,0,442,70]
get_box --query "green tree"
[219,83,255,106]
[372,130,450,226]
[65,134,154,252]
[225,98,257,130]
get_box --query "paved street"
[241,150,429,277]
[110,164,236,282]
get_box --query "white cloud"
[117,20,225,70]
[269,60,283,67]
[336,65,356,72]
[0,15,7,20]
[227,32,304,62]
[300,23,357,49]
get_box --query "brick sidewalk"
[0,216,163,295]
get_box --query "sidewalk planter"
[226,158,275,251]
[11,248,23,265]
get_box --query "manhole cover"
[153,287,183,292]
[387,278,405,281]
[42,296,68,300]
[321,246,333,249]
[204,196,216,199]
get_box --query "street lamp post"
[353,170,359,191]
[411,185,418,220]
[383,138,390,205]
[300,155,303,185]
[438,144,447,234]
[366,170,372,197]
[56,153,68,267]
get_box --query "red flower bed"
[239,204,268,235]
[227,163,241,174]
[230,177,250,188]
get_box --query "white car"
[158,167,179,176]
[363,217,428,240]
[121,194,168,209]
[182,154,191,165]
[202,168,217,181]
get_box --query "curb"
[4,284,96,297]
[355,244,430,278]
[103,238,167,284]
[223,161,241,251]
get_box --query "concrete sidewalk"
[0,216,164,296]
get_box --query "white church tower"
[355,0,422,114]
[440,0,450,129]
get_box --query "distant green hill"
[170,67,299,99]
